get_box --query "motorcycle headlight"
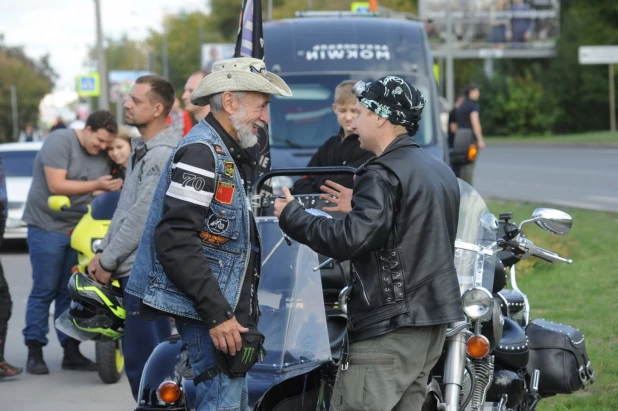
[462,287,493,320]
[91,238,103,253]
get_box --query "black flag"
[234,0,272,195]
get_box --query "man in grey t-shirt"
[22,110,123,375]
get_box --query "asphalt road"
[0,245,135,411]
[475,144,618,212]
[0,144,615,410]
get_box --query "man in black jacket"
[274,76,463,411]
[291,80,373,195]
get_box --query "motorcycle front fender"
[136,335,188,411]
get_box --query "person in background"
[510,0,535,44]
[87,75,179,400]
[0,156,22,379]
[166,96,193,137]
[50,116,67,132]
[447,94,465,149]
[489,0,512,46]
[291,80,373,195]
[182,70,211,123]
[18,123,42,143]
[21,110,122,375]
[108,126,132,181]
[455,84,486,185]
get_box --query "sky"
[0,0,210,91]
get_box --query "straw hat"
[191,57,292,106]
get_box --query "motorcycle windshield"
[454,179,498,295]
[254,217,332,371]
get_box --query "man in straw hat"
[274,76,463,411]
[127,57,291,410]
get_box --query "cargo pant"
[330,324,447,411]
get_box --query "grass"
[485,131,618,146]
[485,199,618,411]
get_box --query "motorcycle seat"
[498,289,526,316]
[494,317,529,370]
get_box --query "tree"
[146,11,226,94]
[0,44,56,142]
[546,0,618,133]
[88,35,148,73]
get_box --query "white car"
[0,142,43,240]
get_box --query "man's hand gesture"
[320,180,353,214]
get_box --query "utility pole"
[162,35,169,79]
[94,0,109,109]
[610,64,616,132]
[10,85,18,142]
[268,0,273,20]
[445,0,455,107]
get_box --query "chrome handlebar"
[514,237,572,265]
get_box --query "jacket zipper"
[352,263,371,306]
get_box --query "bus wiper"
[272,136,304,149]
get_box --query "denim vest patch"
[126,121,252,320]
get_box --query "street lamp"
[94,0,109,109]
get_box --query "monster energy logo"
[241,347,255,364]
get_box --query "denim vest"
[126,121,252,320]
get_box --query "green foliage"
[476,68,558,136]
[89,35,148,73]
[0,45,56,142]
[545,1,618,134]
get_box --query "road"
[0,144,616,410]
[0,245,135,411]
[475,145,618,212]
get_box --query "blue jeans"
[176,318,249,411]
[120,277,172,401]
[23,225,76,346]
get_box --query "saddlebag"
[525,319,594,394]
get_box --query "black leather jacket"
[280,134,465,342]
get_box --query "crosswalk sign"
[76,73,100,97]
[351,2,370,13]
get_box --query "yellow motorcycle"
[48,191,125,384]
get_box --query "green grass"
[485,131,618,146]
[485,199,618,410]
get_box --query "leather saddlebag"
[526,319,595,394]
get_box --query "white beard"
[230,108,259,149]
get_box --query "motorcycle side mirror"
[532,208,573,235]
[48,195,71,211]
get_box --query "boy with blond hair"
[291,80,373,194]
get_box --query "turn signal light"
[467,144,478,162]
[158,381,181,404]
[466,335,490,359]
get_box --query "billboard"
[420,0,560,58]
[108,70,151,102]
[201,43,236,71]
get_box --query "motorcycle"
[135,168,593,411]
[481,207,595,410]
[48,191,125,384]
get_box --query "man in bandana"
[274,76,463,411]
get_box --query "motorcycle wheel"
[96,339,124,384]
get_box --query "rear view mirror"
[48,195,71,211]
[532,208,572,235]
